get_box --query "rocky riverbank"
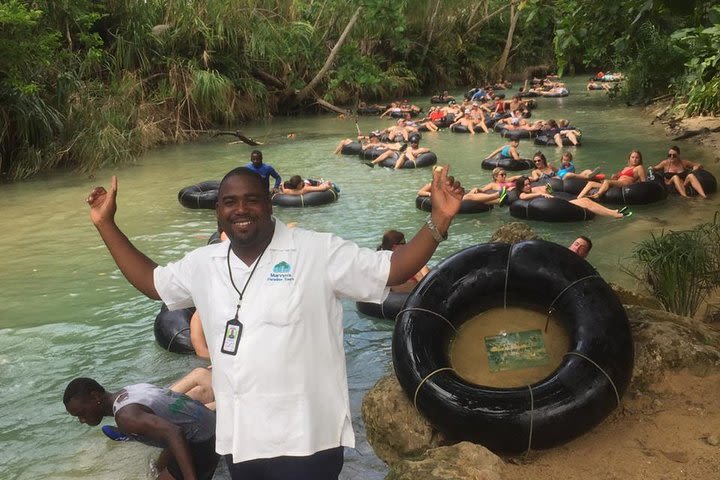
[650,103,720,164]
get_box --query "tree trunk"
[495,2,520,80]
[314,97,348,115]
[251,68,287,90]
[466,2,511,35]
[297,6,362,100]
[419,0,441,67]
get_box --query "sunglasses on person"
[497,172,506,176]
[668,152,678,157]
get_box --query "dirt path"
[504,370,720,479]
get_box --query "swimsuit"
[557,163,576,179]
[500,146,513,158]
[617,166,635,179]
[536,171,553,183]
[664,170,688,180]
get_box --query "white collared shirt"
[154,219,391,463]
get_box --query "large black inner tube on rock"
[379,152,438,169]
[509,191,595,222]
[481,154,534,171]
[154,304,195,354]
[357,291,409,320]
[392,240,633,453]
[416,195,492,214]
[178,181,219,209]
[272,185,339,207]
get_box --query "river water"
[1,77,718,479]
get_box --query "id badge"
[221,318,243,355]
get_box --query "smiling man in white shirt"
[86,165,464,479]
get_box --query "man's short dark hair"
[578,235,593,252]
[63,377,105,405]
[250,150,262,158]
[220,167,268,194]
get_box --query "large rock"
[363,305,720,470]
[489,222,540,244]
[609,282,662,309]
[362,374,446,465]
[386,441,504,480]
[627,305,720,390]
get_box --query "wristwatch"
[425,215,448,243]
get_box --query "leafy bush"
[672,7,720,115]
[619,21,688,104]
[624,215,720,317]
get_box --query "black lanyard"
[226,243,267,321]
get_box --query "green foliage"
[619,21,689,104]
[672,6,720,114]
[624,215,720,317]
[325,45,418,103]
[0,1,60,92]
[7,0,720,181]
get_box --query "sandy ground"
[502,108,720,479]
[503,370,720,480]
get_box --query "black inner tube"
[392,240,633,453]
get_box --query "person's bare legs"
[563,169,599,180]
[668,175,688,196]
[464,191,500,203]
[684,173,707,198]
[334,138,352,154]
[170,367,214,408]
[570,197,623,218]
[466,120,476,135]
[565,131,579,145]
[577,180,603,199]
[371,149,396,165]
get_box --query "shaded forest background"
[1,0,719,181]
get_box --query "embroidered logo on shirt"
[268,261,294,282]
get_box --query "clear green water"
[0,77,718,479]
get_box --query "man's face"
[250,153,263,167]
[65,394,103,426]
[569,238,590,258]
[216,175,273,248]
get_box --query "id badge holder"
[221,318,243,355]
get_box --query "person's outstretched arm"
[387,165,463,286]
[270,168,282,189]
[87,176,160,299]
[485,146,502,159]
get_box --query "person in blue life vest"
[85,164,464,480]
[245,150,281,192]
